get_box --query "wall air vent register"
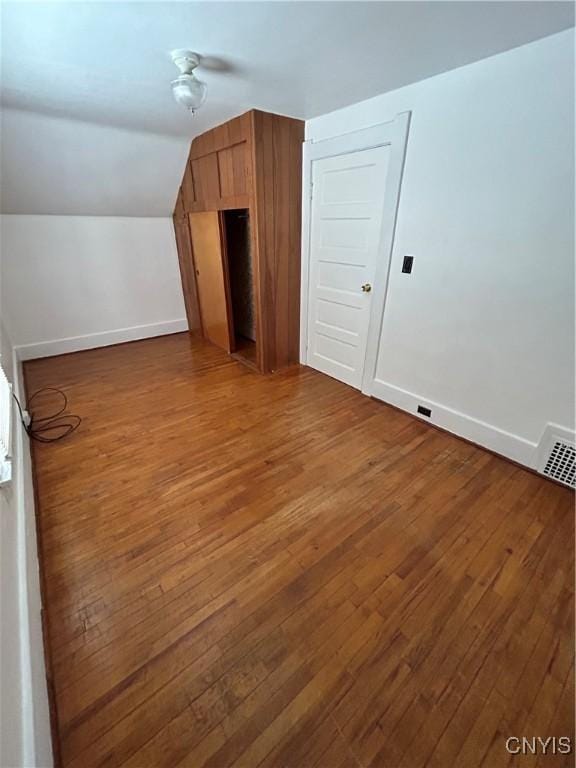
[541,440,575,488]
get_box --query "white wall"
[0,108,189,216]
[1,215,189,358]
[0,321,52,768]
[305,30,575,458]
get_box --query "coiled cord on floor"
[13,387,82,443]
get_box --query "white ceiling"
[1,1,573,215]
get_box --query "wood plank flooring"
[25,333,574,768]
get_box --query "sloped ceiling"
[1,1,573,216]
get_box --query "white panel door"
[306,145,390,388]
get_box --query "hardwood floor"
[25,333,574,768]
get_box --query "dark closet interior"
[223,209,257,366]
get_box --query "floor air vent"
[542,440,575,488]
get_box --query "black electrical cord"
[12,387,82,443]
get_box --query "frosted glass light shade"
[171,73,207,112]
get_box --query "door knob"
[361,283,372,293]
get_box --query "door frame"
[299,112,411,372]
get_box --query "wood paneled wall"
[173,109,304,373]
[187,112,253,211]
[172,189,201,331]
[251,111,304,372]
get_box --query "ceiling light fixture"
[170,49,207,114]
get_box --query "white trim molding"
[370,378,538,468]
[0,364,13,487]
[360,113,411,395]
[299,113,411,366]
[15,318,188,360]
[1,344,54,767]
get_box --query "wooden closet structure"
[172,109,304,373]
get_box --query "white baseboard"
[368,379,538,468]
[15,319,188,361]
[6,346,53,767]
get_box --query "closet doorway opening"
[223,209,257,368]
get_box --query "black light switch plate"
[402,255,414,274]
